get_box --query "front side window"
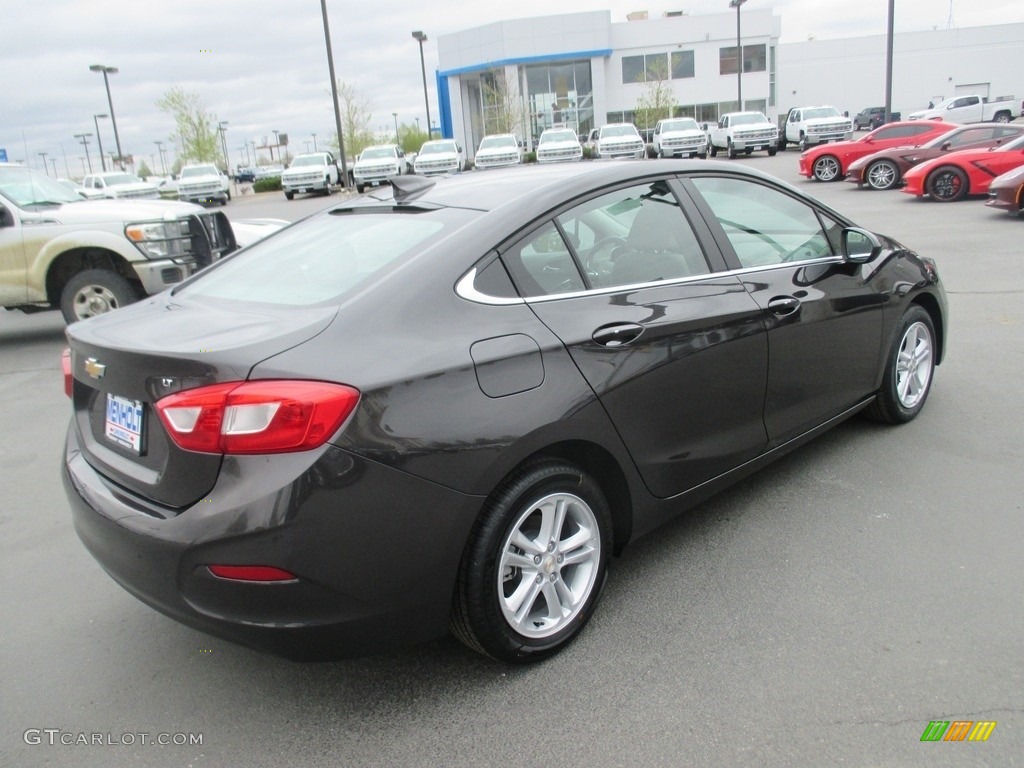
[691,177,839,268]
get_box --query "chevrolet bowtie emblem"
[84,358,106,380]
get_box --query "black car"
[853,106,902,130]
[234,167,257,183]
[63,162,947,663]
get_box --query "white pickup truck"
[652,117,708,159]
[908,95,1021,124]
[778,106,853,151]
[1,163,247,323]
[281,152,341,199]
[707,112,779,158]
[177,164,231,206]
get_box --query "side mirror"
[940,141,952,151]
[841,227,882,264]
[0,206,13,228]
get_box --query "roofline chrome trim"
[457,256,847,305]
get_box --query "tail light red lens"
[208,565,298,582]
[155,380,359,454]
[62,348,72,398]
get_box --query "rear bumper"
[63,425,482,660]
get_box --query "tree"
[329,80,375,158]
[137,160,153,179]
[634,58,675,133]
[399,124,429,154]
[481,69,526,137]
[156,88,223,166]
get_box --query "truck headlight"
[125,220,191,259]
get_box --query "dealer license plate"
[105,393,144,454]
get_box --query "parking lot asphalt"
[2,154,1022,767]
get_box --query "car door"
[499,178,769,499]
[684,174,884,447]
[0,200,28,304]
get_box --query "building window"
[671,51,694,79]
[525,60,594,142]
[622,53,669,84]
[769,46,776,107]
[719,44,767,75]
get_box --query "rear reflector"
[62,348,72,398]
[155,380,359,454]
[208,565,298,582]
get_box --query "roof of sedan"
[344,160,772,213]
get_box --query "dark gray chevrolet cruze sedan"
[63,161,947,663]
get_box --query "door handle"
[592,323,644,347]
[767,296,801,316]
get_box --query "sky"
[3,0,1022,177]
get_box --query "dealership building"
[434,9,1024,158]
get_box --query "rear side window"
[179,210,471,306]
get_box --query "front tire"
[60,269,140,324]
[864,306,936,424]
[812,155,841,182]
[710,143,719,158]
[926,166,969,202]
[284,191,294,200]
[727,140,737,159]
[451,459,612,663]
[866,159,899,190]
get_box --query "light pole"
[74,133,94,173]
[393,112,400,146]
[729,0,747,110]
[218,121,230,172]
[272,129,280,162]
[321,0,350,187]
[38,152,50,176]
[49,158,59,177]
[155,141,167,175]
[312,133,318,152]
[93,113,109,171]
[89,65,124,169]
[412,31,432,138]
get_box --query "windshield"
[802,108,841,120]
[600,125,639,138]
[101,173,143,186]
[291,155,326,167]
[662,119,700,132]
[419,142,456,155]
[540,130,577,145]
[177,208,476,307]
[730,113,769,126]
[0,165,82,206]
[181,165,218,177]
[360,147,396,160]
[479,136,517,150]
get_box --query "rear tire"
[864,306,936,424]
[451,459,612,663]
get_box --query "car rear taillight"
[62,348,72,398]
[207,565,298,582]
[155,380,359,454]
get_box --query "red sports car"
[902,133,1024,202]
[846,123,1024,190]
[799,120,956,182]
[985,165,1024,216]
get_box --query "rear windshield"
[178,208,476,306]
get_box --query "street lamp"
[272,129,280,162]
[729,0,748,110]
[411,31,432,138]
[311,132,318,151]
[49,158,59,177]
[218,121,230,172]
[89,65,124,169]
[393,112,400,146]
[38,152,50,176]
[154,140,167,176]
[74,133,94,173]
[93,114,109,171]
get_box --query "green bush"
[582,147,595,160]
[252,176,282,192]
[523,151,537,164]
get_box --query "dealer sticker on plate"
[105,394,144,453]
